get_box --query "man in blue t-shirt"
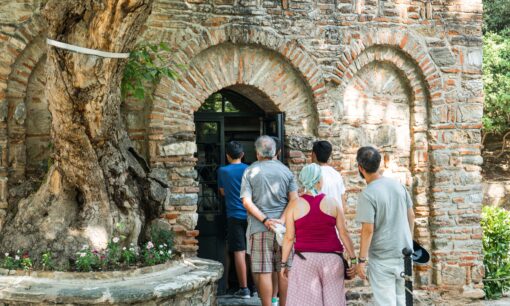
[218,141,250,298]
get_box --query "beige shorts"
[248,231,292,273]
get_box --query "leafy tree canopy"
[483,0,510,33]
[483,30,510,135]
[483,0,510,136]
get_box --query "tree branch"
[496,130,510,158]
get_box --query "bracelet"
[359,257,368,263]
[281,262,291,268]
[262,217,269,224]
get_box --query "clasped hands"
[263,218,282,231]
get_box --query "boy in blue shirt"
[218,141,250,298]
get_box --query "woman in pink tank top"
[280,164,356,306]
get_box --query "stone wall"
[0,0,485,301]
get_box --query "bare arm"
[335,202,355,259]
[359,223,374,259]
[356,223,374,279]
[281,199,297,264]
[289,191,298,201]
[341,193,347,214]
[407,207,415,234]
[243,196,281,230]
[280,191,299,224]
[242,197,266,223]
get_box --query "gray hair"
[255,135,276,158]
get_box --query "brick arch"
[334,28,443,104]
[335,40,434,288]
[0,14,46,109]
[150,42,319,141]
[147,25,327,103]
[0,16,47,184]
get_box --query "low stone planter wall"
[0,257,222,305]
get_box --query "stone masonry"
[0,0,485,301]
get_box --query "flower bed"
[1,227,175,272]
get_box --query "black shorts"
[227,217,247,252]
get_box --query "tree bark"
[0,0,166,263]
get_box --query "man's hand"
[264,218,282,231]
[280,267,289,279]
[346,264,357,279]
[356,262,367,280]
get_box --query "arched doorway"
[194,89,284,294]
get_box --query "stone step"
[217,295,261,306]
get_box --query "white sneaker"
[271,297,279,306]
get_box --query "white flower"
[112,237,120,243]
[82,244,89,250]
[146,241,154,249]
[4,253,8,257]
[159,245,163,249]
[159,251,164,255]
[168,250,172,255]
[129,248,135,252]
[163,243,167,247]
[14,255,20,260]
[122,247,127,251]
[80,253,86,257]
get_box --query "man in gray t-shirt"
[354,146,414,306]
[241,136,298,306]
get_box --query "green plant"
[41,251,54,271]
[141,241,158,266]
[75,246,100,272]
[482,206,510,299]
[1,253,19,270]
[121,243,138,266]
[121,42,177,100]
[20,252,33,272]
[105,237,122,269]
[150,225,175,251]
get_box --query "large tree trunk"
[0,0,166,263]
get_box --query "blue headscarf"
[299,164,322,196]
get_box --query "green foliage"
[482,206,510,299]
[105,237,122,269]
[483,0,510,33]
[139,226,174,266]
[1,250,32,272]
[75,246,100,272]
[41,251,54,271]
[121,243,138,266]
[1,253,19,270]
[150,225,175,251]
[20,255,33,272]
[141,241,173,266]
[121,42,177,100]
[483,31,510,135]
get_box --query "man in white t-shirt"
[312,140,347,212]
